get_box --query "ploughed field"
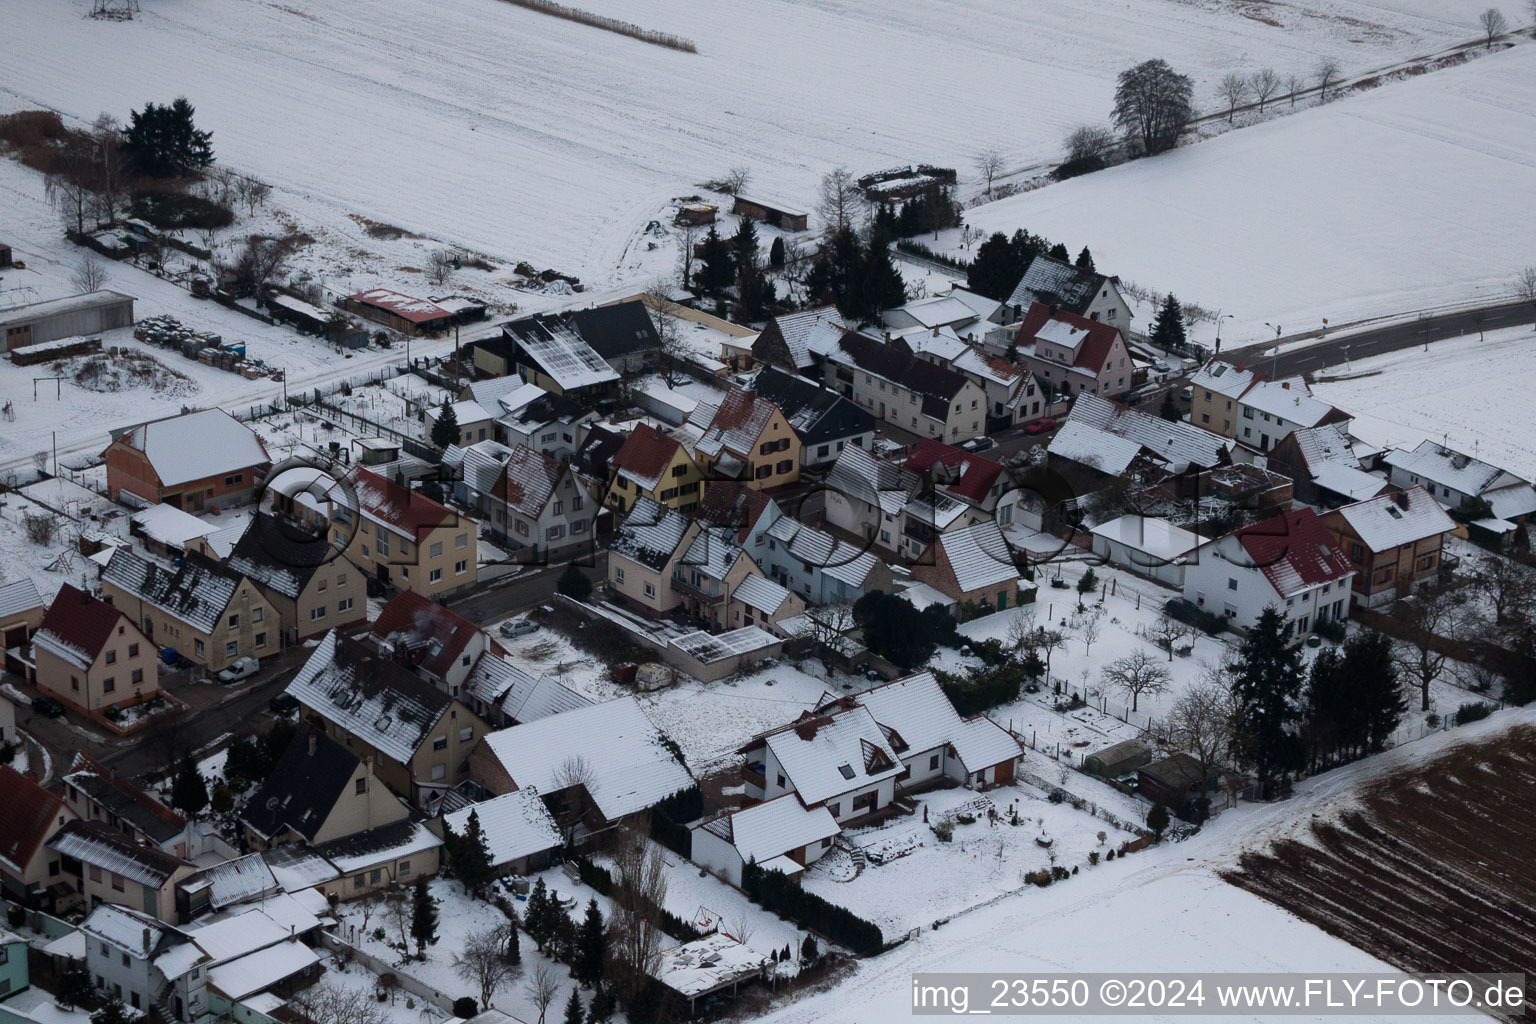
[1224,725,1536,1021]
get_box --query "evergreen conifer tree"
[574,898,606,986]
[1146,802,1170,839]
[1075,246,1096,273]
[856,241,907,321]
[410,875,438,957]
[449,809,494,896]
[586,985,615,1024]
[732,216,760,274]
[696,226,733,294]
[171,751,208,816]
[1345,629,1405,753]
[1230,607,1306,795]
[800,934,819,964]
[525,877,553,951]
[966,232,1022,302]
[768,235,785,268]
[431,399,460,449]
[1047,242,1071,262]
[1150,294,1187,352]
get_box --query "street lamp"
[1264,322,1283,378]
[1214,312,1234,354]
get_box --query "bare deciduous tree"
[427,249,456,287]
[1004,608,1039,658]
[796,603,857,652]
[1063,124,1117,166]
[1285,72,1305,108]
[1516,264,1536,330]
[220,234,293,297]
[1392,583,1470,712]
[607,826,668,1003]
[288,983,389,1024]
[71,253,109,293]
[1034,626,1067,683]
[1101,649,1171,712]
[522,962,559,1024]
[1074,606,1105,656]
[816,167,862,238]
[1249,68,1280,112]
[1314,58,1342,103]
[674,220,698,290]
[1468,555,1535,627]
[1217,72,1250,123]
[454,927,519,1011]
[89,113,128,224]
[1168,670,1236,775]
[44,135,97,236]
[1479,7,1508,48]
[1140,614,1191,662]
[975,148,1005,197]
[643,280,688,376]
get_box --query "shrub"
[743,862,884,956]
[648,786,702,857]
[1314,617,1347,643]
[1051,866,1070,881]
[932,817,954,842]
[452,998,478,1018]
[1105,849,1115,860]
[1053,154,1107,180]
[1454,701,1494,726]
[1088,851,1100,866]
[131,189,235,230]
[936,660,1026,716]
[555,563,592,601]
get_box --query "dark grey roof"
[62,757,185,845]
[241,727,360,843]
[749,367,875,447]
[226,514,331,600]
[1005,255,1112,316]
[569,300,659,359]
[48,819,192,887]
[1139,752,1214,792]
[101,548,247,634]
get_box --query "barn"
[343,289,454,335]
[731,194,808,232]
[0,291,135,353]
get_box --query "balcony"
[669,574,718,600]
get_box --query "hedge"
[935,661,1026,717]
[649,786,702,859]
[742,861,883,956]
[570,853,702,942]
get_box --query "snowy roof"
[440,399,494,426]
[934,521,1020,593]
[79,903,165,958]
[697,794,839,866]
[1005,256,1113,316]
[111,409,271,487]
[1064,393,1230,471]
[445,439,518,496]
[490,383,549,418]
[315,818,443,874]
[953,346,1023,388]
[63,751,185,845]
[1382,440,1525,496]
[670,626,779,664]
[840,671,1020,771]
[0,578,43,620]
[1047,420,1143,475]
[131,504,217,549]
[492,444,565,519]
[261,845,341,893]
[34,584,128,671]
[611,423,686,492]
[349,468,460,542]
[652,933,769,998]
[1225,507,1355,598]
[226,515,334,600]
[732,574,793,615]
[348,289,452,324]
[0,765,66,877]
[1309,460,1390,501]
[1089,515,1200,562]
[680,527,747,583]
[48,819,191,888]
[241,728,367,844]
[757,705,902,806]
[1239,378,1347,428]
[688,388,782,459]
[1188,360,1258,401]
[950,716,1026,773]
[285,632,455,764]
[442,789,562,867]
[208,940,321,1000]
[767,306,847,370]
[478,697,693,821]
[502,672,593,723]
[0,290,134,327]
[895,324,969,362]
[825,444,917,516]
[101,547,247,634]
[763,514,883,589]
[506,317,620,390]
[889,290,999,331]
[462,375,527,407]
[1487,483,1536,521]
[609,498,691,571]
[182,904,305,963]
[1331,487,1455,552]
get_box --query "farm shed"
[1082,738,1151,779]
[731,194,808,232]
[1138,753,1220,807]
[667,626,782,683]
[0,291,135,353]
[343,288,453,335]
[676,203,717,226]
[650,933,770,1014]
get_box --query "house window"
[516,520,530,536]
[229,614,239,629]
[338,597,354,612]
[224,473,243,487]
[821,837,832,849]
[459,727,473,742]
[194,639,205,657]
[644,582,656,597]
[928,754,939,771]
[225,642,238,658]
[103,677,115,693]
[615,568,625,583]
[355,778,367,795]
[128,643,139,657]
[255,632,267,648]
[431,763,446,781]
[433,736,448,751]
[399,861,411,875]
[71,676,80,691]
[377,534,390,557]
[353,874,366,890]
[545,526,564,541]
[311,606,327,620]
[369,869,382,884]
[828,802,840,818]
[111,872,125,892]
[1227,578,1238,591]
[430,541,443,558]
[131,669,143,684]
[776,773,786,789]
[105,650,116,665]
[776,459,793,474]
[755,465,772,479]
[429,569,443,584]
[817,445,830,457]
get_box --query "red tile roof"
[1233,507,1355,598]
[612,423,684,491]
[36,584,128,666]
[904,438,1004,505]
[0,764,67,874]
[1016,302,1120,373]
[371,591,486,681]
[693,482,772,542]
[350,468,458,541]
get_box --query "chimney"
[932,326,939,337]
[883,332,891,343]
[1394,490,1409,509]
[142,927,150,951]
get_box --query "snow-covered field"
[1312,324,1536,482]
[959,40,1536,347]
[0,0,1494,291]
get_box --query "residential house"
[1233,377,1351,453]
[100,549,279,673]
[463,654,591,729]
[370,590,500,699]
[1382,440,1536,538]
[497,392,598,463]
[313,819,442,902]
[747,366,875,468]
[337,468,479,598]
[881,286,1005,334]
[1002,254,1133,334]
[823,444,923,561]
[1009,303,1134,400]
[1047,393,1232,484]
[1182,507,1355,635]
[241,727,409,850]
[682,388,801,490]
[751,305,846,374]
[1088,515,1201,589]
[1187,360,1259,440]
[32,584,159,718]
[227,515,367,644]
[469,696,694,838]
[818,330,987,442]
[690,795,840,887]
[738,704,903,826]
[78,904,171,1012]
[911,521,1029,615]
[0,764,78,908]
[904,438,1021,531]
[726,575,806,636]
[129,504,220,559]
[605,423,705,514]
[0,579,45,679]
[285,631,490,808]
[60,753,227,863]
[607,498,692,617]
[566,300,661,376]
[437,790,562,877]
[1320,486,1456,608]
[444,442,596,560]
[495,313,620,403]
[1267,424,1391,508]
[668,524,773,630]
[425,399,497,448]
[48,819,195,922]
[103,409,271,511]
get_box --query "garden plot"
[803,783,1136,935]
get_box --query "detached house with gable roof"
[0,764,78,908]
[227,515,366,644]
[444,441,596,561]
[604,423,706,515]
[1003,254,1133,334]
[751,305,847,374]
[912,521,1029,615]
[33,584,159,718]
[100,549,279,672]
[1320,486,1456,608]
[819,330,986,442]
[747,366,875,467]
[1010,302,1133,400]
[1382,440,1536,538]
[104,409,271,512]
[738,704,903,826]
[335,468,478,599]
[61,753,231,864]
[48,818,195,922]
[370,590,500,700]
[285,632,490,808]
[1182,507,1355,635]
[241,727,410,851]
[682,388,801,490]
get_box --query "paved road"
[448,552,607,626]
[1227,299,1534,379]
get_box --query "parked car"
[1152,359,1172,374]
[31,695,65,718]
[268,692,300,715]
[1179,385,1193,401]
[499,618,538,639]
[959,436,997,453]
[218,657,260,684]
[1023,417,1057,435]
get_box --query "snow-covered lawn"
[957,41,1536,351]
[0,0,1490,293]
[1312,324,1536,482]
[803,782,1136,935]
